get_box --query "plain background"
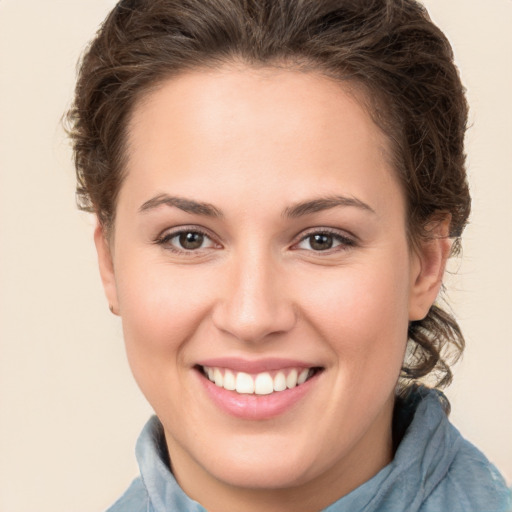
[0,1,511,511]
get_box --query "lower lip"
[196,370,320,420]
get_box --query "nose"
[211,249,297,344]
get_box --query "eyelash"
[154,227,217,255]
[293,228,356,253]
[154,227,356,254]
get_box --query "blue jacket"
[106,386,511,511]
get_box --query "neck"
[166,394,395,512]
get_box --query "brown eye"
[156,229,217,252]
[309,234,334,251]
[179,231,204,250]
[295,230,355,252]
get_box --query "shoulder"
[105,477,149,512]
[422,434,511,512]
[391,386,511,512]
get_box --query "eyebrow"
[283,195,376,218]
[138,193,375,218]
[139,194,223,218]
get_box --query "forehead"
[121,65,403,221]
[128,65,390,156]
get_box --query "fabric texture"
[106,386,511,512]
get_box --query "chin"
[206,454,318,490]
[186,430,329,490]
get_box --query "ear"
[94,220,120,316]
[408,216,452,321]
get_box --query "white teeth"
[236,372,255,394]
[273,371,287,392]
[213,368,224,387]
[203,366,315,395]
[255,373,274,395]
[297,368,310,385]
[286,369,298,389]
[223,369,236,391]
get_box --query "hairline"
[106,58,404,236]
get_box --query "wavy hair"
[67,0,470,390]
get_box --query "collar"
[134,386,502,512]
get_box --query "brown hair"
[67,0,470,390]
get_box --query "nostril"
[210,264,297,343]
[211,301,298,344]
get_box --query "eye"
[295,230,355,252]
[155,228,218,252]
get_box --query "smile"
[200,366,319,395]
[195,358,324,419]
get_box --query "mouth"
[196,365,323,396]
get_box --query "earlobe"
[408,217,452,321]
[94,221,120,316]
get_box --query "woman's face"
[96,66,445,508]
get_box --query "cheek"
[298,254,411,372]
[117,257,211,340]
[295,256,412,441]
[114,257,216,392]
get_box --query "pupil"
[179,232,204,250]
[310,234,333,251]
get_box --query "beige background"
[0,1,510,511]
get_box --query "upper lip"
[196,357,319,374]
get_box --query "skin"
[95,65,451,512]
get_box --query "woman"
[67,0,511,510]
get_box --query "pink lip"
[195,365,321,421]
[196,357,314,373]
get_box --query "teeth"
[297,368,309,385]
[203,366,314,395]
[214,368,223,387]
[273,371,287,392]
[236,372,254,394]
[255,373,274,395]
[223,369,236,391]
[286,369,298,389]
